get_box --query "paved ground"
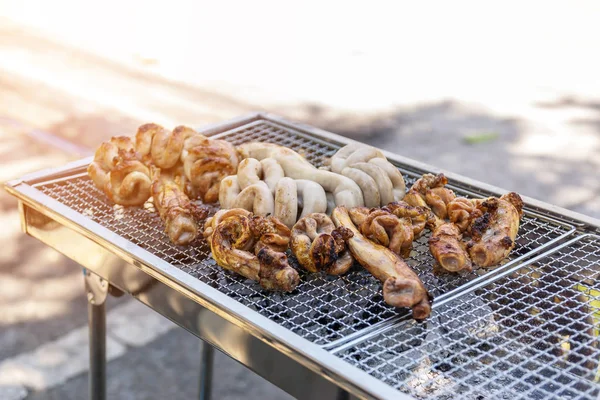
[0,3,599,399]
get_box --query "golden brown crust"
[151,167,198,246]
[382,201,429,237]
[332,206,431,319]
[429,222,472,272]
[209,210,299,292]
[425,187,456,219]
[183,136,239,203]
[87,136,152,206]
[466,194,522,267]
[349,207,414,258]
[290,213,354,275]
[447,197,483,232]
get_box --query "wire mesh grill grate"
[36,120,574,345]
[337,235,600,399]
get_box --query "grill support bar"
[85,269,108,400]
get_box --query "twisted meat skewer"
[135,124,196,169]
[405,173,457,220]
[291,213,354,275]
[349,207,414,258]
[206,210,299,292]
[466,192,523,267]
[151,167,200,245]
[88,136,152,206]
[204,208,252,243]
[182,134,239,203]
[425,187,456,219]
[332,206,431,319]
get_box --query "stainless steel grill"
[335,234,600,399]
[9,113,600,399]
[35,119,575,346]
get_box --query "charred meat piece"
[382,201,429,237]
[447,197,482,232]
[151,167,198,245]
[429,222,472,273]
[207,209,299,292]
[332,206,432,319]
[407,173,458,220]
[466,192,523,267]
[290,213,354,275]
[349,207,414,258]
[425,187,456,219]
[411,173,448,195]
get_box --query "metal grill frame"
[5,112,600,399]
[334,234,600,400]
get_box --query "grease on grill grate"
[338,236,600,399]
[36,120,574,345]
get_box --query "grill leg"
[199,342,214,400]
[85,269,109,400]
[336,388,350,400]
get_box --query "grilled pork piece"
[349,207,414,258]
[332,206,431,319]
[290,213,354,275]
[205,209,299,292]
[467,192,523,267]
[429,222,472,272]
[447,197,483,232]
[151,167,200,245]
[382,201,429,237]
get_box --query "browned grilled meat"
[349,207,414,258]
[429,222,472,272]
[382,201,429,237]
[290,213,354,275]
[466,192,523,267]
[206,209,299,292]
[332,206,432,319]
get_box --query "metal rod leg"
[199,342,214,400]
[85,269,109,400]
[336,388,350,400]
[88,301,106,400]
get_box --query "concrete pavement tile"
[107,300,176,348]
[0,325,126,391]
[25,328,292,400]
[0,385,27,400]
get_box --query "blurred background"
[0,1,598,399]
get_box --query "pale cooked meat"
[466,192,523,267]
[332,206,431,319]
